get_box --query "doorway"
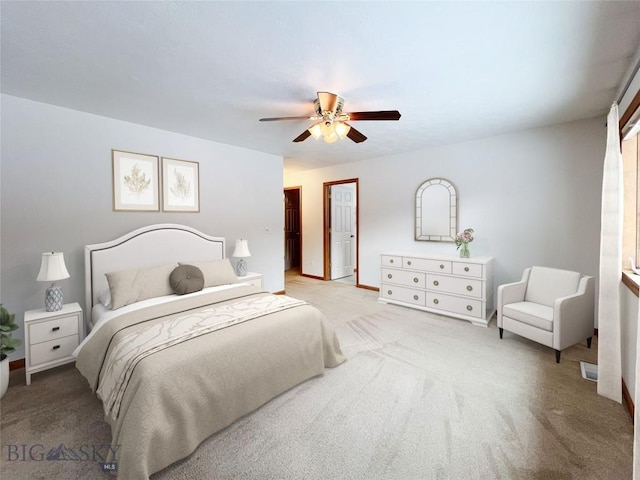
[323,179,358,285]
[284,187,301,271]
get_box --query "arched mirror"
[415,178,457,241]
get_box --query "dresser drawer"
[29,314,79,345]
[426,292,483,318]
[426,274,483,298]
[403,257,451,273]
[381,255,402,267]
[452,261,483,278]
[382,268,426,288]
[29,335,78,366]
[381,284,425,306]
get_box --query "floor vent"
[580,361,598,382]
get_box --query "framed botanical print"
[162,157,200,212]
[112,150,160,212]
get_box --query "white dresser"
[379,253,495,327]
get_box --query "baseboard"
[273,290,286,295]
[622,377,634,421]
[9,358,25,371]
[357,284,379,292]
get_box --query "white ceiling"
[2,1,640,172]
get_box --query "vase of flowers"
[455,228,474,258]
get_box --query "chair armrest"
[553,276,595,349]
[497,268,531,326]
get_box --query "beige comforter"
[76,285,345,480]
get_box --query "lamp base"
[236,258,247,277]
[45,285,64,312]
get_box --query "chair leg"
[499,327,503,339]
[587,336,592,349]
[555,350,561,363]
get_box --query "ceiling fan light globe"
[335,122,351,139]
[324,132,339,144]
[320,121,335,137]
[308,123,322,140]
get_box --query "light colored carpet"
[0,272,633,479]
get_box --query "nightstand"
[24,302,83,385]
[238,272,263,289]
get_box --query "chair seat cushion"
[502,301,553,332]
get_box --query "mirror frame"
[415,178,458,242]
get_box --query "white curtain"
[597,103,623,403]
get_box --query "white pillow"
[97,287,112,310]
[106,263,177,310]
[179,258,238,288]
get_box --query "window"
[621,91,640,273]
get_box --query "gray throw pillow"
[170,265,205,295]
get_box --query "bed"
[75,224,345,480]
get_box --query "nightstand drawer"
[29,314,79,345]
[30,335,78,366]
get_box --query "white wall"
[285,117,605,296]
[0,94,285,360]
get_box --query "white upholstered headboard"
[85,224,225,324]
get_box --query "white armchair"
[497,266,594,363]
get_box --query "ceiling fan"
[259,91,401,144]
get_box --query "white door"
[330,184,356,279]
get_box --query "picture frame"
[162,157,200,212]
[112,150,160,212]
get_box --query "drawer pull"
[466,305,473,311]
[440,264,445,269]
[413,277,419,283]
[464,267,469,272]
[433,280,439,286]
[467,285,473,291]
[389,259,394,264]
[52,345,61,350]
[52,326,60,332]
[407,261,412,266]
[387,274,393,279]
[387,290,393,295]
[433,298,439,305]
[413,295,419,301]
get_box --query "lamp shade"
[36,252,70,282]
[232,239,251,258]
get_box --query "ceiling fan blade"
[346,125,367,143]
[259,116,313,122]
[347,110,401,121]
[292,129,312,143]
[317,92,339,113]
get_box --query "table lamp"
[232,239,251,277]
[37,252,70,312]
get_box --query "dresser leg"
[555,350,561,363]
[499,327,503,339]
[26,372,31,386]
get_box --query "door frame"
[323,178,359,284]
[284,186,302,272]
